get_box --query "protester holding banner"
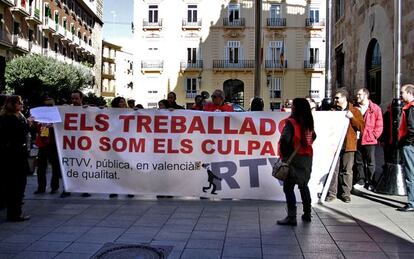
[61,90,91,198]
[0,95,31,221]
[34,97,61,195]
[167,92,185,109]
[277,98,316,226]
[191,95,204,111]
[109,97,135,199]
[397,84,414,212]
[326,88,364,203]
[353,88,383,191]
[203,89,234,112]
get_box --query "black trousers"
[353,144,376,185]
[36,145,61,192]
[4,154,28,219]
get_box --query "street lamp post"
[254,0,262,97]
[375,0,406,195]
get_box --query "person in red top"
[353,88,383,191]
[203,89,234,112]
[397,84,414,212]
[191,95,204,111]
[33,97,61,195]
[277,98,317,226]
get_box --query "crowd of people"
[1,84,414,223]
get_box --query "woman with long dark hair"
[277,98,316,226]
[0,95,31,221]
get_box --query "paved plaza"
[0,175,413,259]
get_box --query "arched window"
[366,39,382,104]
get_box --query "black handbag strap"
[285,144,300,165]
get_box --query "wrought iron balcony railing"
[213,60,254,69]
[265,60,288,69]
[182,19,202,29]
[304,60,325,69]
[305,18,325,27]
[143,19,163,30]
[180,60,203,70]
[223,18,245,27]
[266,18,286,27]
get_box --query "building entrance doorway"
[223,79,244,106]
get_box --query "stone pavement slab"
[0,175,413,258]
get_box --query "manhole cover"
[90,243,172,259]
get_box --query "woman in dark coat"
[0,95,31,221]
[277,98,316,226]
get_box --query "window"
[269,77,282,99]
[148,102,158,108]
[228,4,240,22]
[187,5,197,22]
[148,5,158,23]
[227,41,240,63]
[29,30,34,42]
[54,11,59,24]
[0,14,3,39]
[270,102,281,111]
[335,0,344,21]
[309,8,319,23]
[187,48,197,63]
[270,4,281,19]
[63,18,67,29]
[13,22,20,35]
[186,78,197,96]
[268,41,284,65]
[309,48,319,64]
[335,45,344,88]
[43,37,48,48]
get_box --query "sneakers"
[353,183,365,190]
[109,194,118,198]
[364,183,375,191]
[277,216,297,226]
[325,195,336,202]
[396,205,414,212]
[341,196,351,203]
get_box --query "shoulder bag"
[272,145,300,181]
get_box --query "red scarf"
[398,101,414,140]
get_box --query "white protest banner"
[54,106,348,202]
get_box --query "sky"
[102,0,134,50]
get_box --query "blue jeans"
[401,145,414,208]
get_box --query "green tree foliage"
[83,92,107,107]
[5,54,93,107]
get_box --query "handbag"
[272,145,300,181]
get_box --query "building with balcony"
[331,0,414,108]
[0,0,103,93]
[101,40,134,100]
[133,0,326,110]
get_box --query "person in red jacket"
[203,89,234,112]
[277,98,317,226]
[397,84,414,212]
[353,88,383,191]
